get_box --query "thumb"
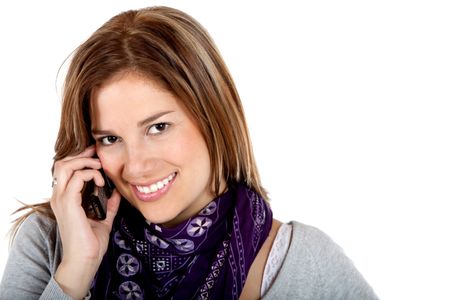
[102,189,121,228]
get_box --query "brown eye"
[100,136,119,145]
[147,123,170,135]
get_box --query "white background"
[0,1,449,299]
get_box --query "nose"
[123,141,158,179]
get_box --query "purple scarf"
[90,182,273,299]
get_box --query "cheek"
[164,128,211,171]
[96,148,119,176]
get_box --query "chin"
[138,208,178,226]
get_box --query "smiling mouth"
[135,172,176,194]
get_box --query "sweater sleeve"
[263,221,378,300]
[0,213,72,300]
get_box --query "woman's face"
[91,72,215,227]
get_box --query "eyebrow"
[137,110,174,127]
[92,110,174,136]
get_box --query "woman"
[0,6,377,300]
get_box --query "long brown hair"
[12,6,267,238]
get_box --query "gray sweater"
[0,213,378,299]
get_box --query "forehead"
[93,71,170,100]
[91,72,177,114]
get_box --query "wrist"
[54,259,99,300]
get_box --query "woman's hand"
[50,146,121,299]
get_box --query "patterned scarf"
[90,182,273,299]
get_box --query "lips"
[131,172,177,202]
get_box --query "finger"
[101,189,121,228]
[54,157,101,174]
[52,157,101,194]
[64,169,106,197]
[60,145,96,162]
[54,157,101,177]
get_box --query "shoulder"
[0,212,65,298]
[20,211,57,233]
[290,221,343,258]
[15,212,58,245]
[11,212,62,271]
[263,221,378,300]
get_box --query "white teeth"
[136,173,176,194]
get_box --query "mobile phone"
[81,168,114,220]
